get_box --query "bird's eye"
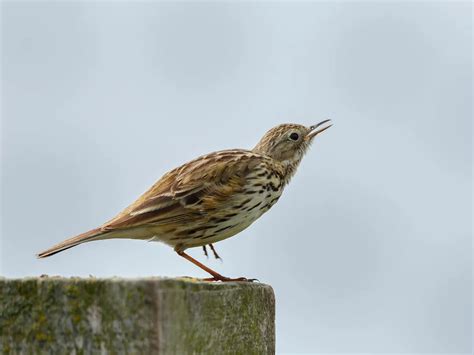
[289,132,299,141]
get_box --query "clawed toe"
[176,250,257,283]
[202,276,257,282]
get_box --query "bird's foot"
[209,244,222,261]
[202,276,258,282]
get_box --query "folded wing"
[101,149,264,231]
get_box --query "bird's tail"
[37,228,105,258]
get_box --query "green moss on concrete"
[1,277,160,353]
[156,280,275,353]
[0,277,275,354]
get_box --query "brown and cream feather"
[37,121,331,260]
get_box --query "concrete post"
[0,277,275,354]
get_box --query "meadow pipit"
[38,121,332,281]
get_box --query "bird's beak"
[306,119,332,140]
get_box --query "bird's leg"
[176,250,252,282]
[209,244,221,260]
[202,245,208,258]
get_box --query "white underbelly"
[183,188,282,247]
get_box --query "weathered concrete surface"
[0,277,275,354]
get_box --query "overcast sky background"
[1,1,472,353]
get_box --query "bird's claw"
[202,276,258,282]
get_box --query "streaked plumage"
[38,121,332,281]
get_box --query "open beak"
[306,119,332,140]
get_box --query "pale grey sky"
[1,1,472,353]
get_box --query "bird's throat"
[281,159,302,186]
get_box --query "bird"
[37,120,332,281]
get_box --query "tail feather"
[37,228,104,258]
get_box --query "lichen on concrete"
[0,277,275,354]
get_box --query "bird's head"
[253,120,332,166]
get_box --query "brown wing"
[101,149,267,231]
